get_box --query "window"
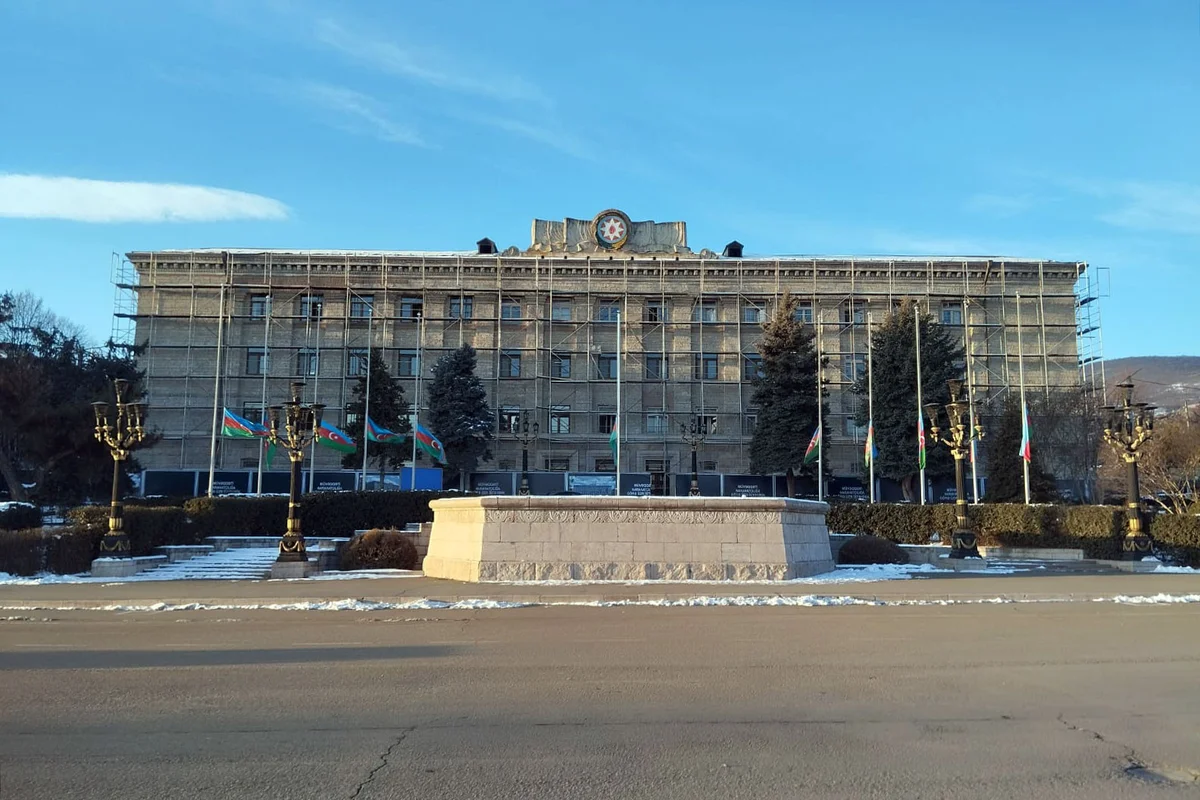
[841,353,867,382]
[296,349,318,376]
[501,297,522,319]
[695,414,718,434]
[694,353,718,380]
[400,297,423,319]
[742,302,766,323]
[793,302,814,324]
[449,297,474,319]
[544,457,570,471]
[645,353,666,379]
[550,405,570,434]
[595,299,621,322]
[597,414,616,434]
[692,300,717,322]
[246,347,269,375]
[500,350,521,378]
[597,353,618,379]
[701,460,718,473]
[841,299,866,324]
[743,413,758,435]
[350,295,374,319]
[397,350,418,377]
[300,294,323,319]
[348,348,369,377]
[499,406,520,433]
[344,411,360,427]
[595,458,615,472]
[645,301,667,323]
[551,352,572,378]
[249,294,270,318]
[497,459,516,470]
[742,354,764,380]
[241,403,265,425]
[941,301,963,325]
[551,299,572,321]
[844,416,867,437]
[646,412,668,435]
[645,459,667,473]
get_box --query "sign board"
[470,472,515,496]
[620,473,653,497]
[722,475,774,497]
[197,471,251,496]
[675,473,721,497]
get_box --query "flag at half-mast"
[1019,402,1032,462]
[316,420,357,454]
[608,418,619,460]
[366,417,406,445]
[413,418,447,464]
[222,408,267,438]
[803,425,821,464]
[917,412,927,470]
[864,421,878,468]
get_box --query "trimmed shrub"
[0,529,46,576]
[837,534,909,565]
[341,529,419,570]
[0,502,41,531]
[66,505,195,556]
[301,491,460,539]
[1149,514,1200,567]
[183,496,289,536]
[43,528,99,574]
[826,502,953,544]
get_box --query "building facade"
[118,210,1103,495]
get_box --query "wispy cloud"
[289,82,424,146]
[0,174,289,223]
[314,18,548,106]
[455,113,593,160]
[1094,181,1200,236]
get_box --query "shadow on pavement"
[0,645,459,670]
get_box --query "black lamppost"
[91,378,146,557]
[515,411,539,496]
[924,378,985,558]
[266,381,325,563]
[680,418,708,497]
[1103,382,1155,559]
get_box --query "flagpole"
[309,314,321,494]
[256,294,271,495]
[360,301,372,491]
[615,309,622,496]
[816,314,823,503]
[206,284,226,498]
[1017,292,1031,505]
[411,314,423,491]
[965,299,980,503]
[867,312,876,503]
[915,303,926,505]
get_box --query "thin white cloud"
[292,82,424,146]
[458,113,594,161]
[0,175,289,223]
[1096,181,1200,236]
[314,18,548,106]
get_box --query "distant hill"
[1104,356,1200,411]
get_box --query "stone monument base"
[423,496,833,583]
[269,559,320,579]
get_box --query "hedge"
[341,529,420,570]
[67,505,196,555]
[0,503,41,531]
[0,528,99,576]
[183,496,289,536]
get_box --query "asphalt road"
[2,601,1199,799]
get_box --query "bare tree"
[0,291,89,349]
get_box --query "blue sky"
[0,0,1196,359]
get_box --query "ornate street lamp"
[91,378,147,556]
[515,410,539,496]
[265,381,325,563]
[924,378,985,558]
[1102,382,1155,559]
[680,418,708,497]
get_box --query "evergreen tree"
[749,293,825,496]
[982,396,1057,503]
[852,300,963,502]
[427,344,493,489]
[340,350,412,481]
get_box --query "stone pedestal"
[423,496,833,582]
[91,555,167,578]
[269,560,320,579]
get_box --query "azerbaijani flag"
[222,408,267,438]
[413,418,447,464]
[864,421,878,468]
[803,425,821,464]
[918,412,927,470]
[609,419,619,460]
[316,420,357,454]
[366,416,406,445]
[1019,402,1032,462]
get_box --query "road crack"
[1057,714,1199,785]
[349,726,416,799]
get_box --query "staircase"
[142,547,279,580]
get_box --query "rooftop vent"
[722,241,744,258]
[477,238,497,255]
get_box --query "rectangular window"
[595,299,621,322]
[551,299,572,321]
[695,414,718,435]
[597,354,617,379]
[348,348,369,377]
[743,413,758,435]
[400,297,423,319]
[241,403,265,425]
[841,353,867,382]
[694,353,718,380]
[841,299,867,324]
[397,350,418,377]
[645,300,667,323]
[350,295,374,319]
[344,411,360,427]
[646,412,668,435]
[296,349,318,376]
[449,297,474,319]
[497,459,516,471]
[544,457,570,471]
[499,406,520,433]
[844,416,867,437]
[941,301,963,325]
[500,297,522,319]
[794,302,814,324]
[701,460,718,473]
[551,352,572,378]
[549,405,570,434]
[742,302,766,324]
[691,300,717,322]
[645,353,666,380]
[500,350,521,378]
[595,458,615,472]
[645,459,667,473]
[249,294,270,318]
[300,294,323,319]
[742,354,764,380]
[246,347,269,375]
[597,414,616,434]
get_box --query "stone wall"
[423,495,833,582]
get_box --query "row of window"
[248,294,967,326]
[519,457,717,473]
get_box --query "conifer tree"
[427,344,493,488]
[982,395,1057,503]
[340,350,412,481]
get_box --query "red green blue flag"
[366,417,406,445]
[222,408,267,438]
[316,420,357,454]
[608,419,619,460]
[803,425,821,464]
[413,418,447,464]
[918,413,927,470]
[1019,402,1032,462]
[864,421,878,468]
